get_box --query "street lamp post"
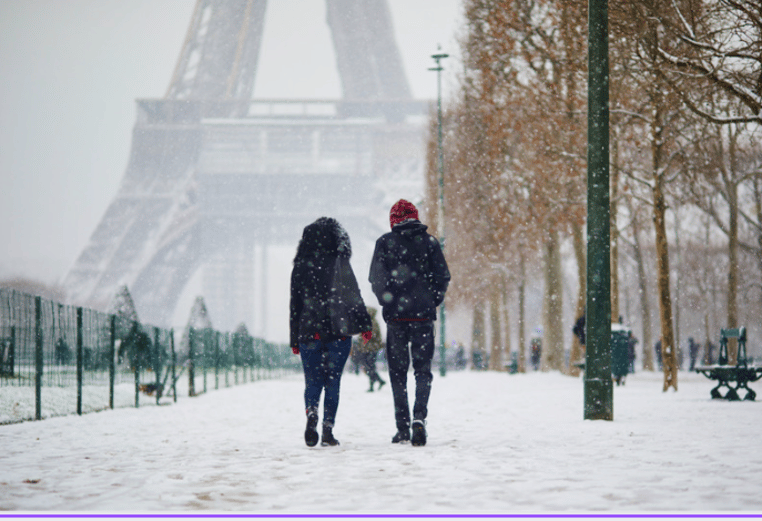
[430,49,448,377]
[585,0,613,420]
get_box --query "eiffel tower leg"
[203,236,254,332]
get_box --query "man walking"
[369,199,450,446]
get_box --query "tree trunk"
[674,208,682,369]
[472,301,486,370]
[703,313,712,364]
[542,230,565,372]
[629,202,654,371]
[755,177,762,322]
[610,134,620,323]
[489,280,503,371]
[518,253,527,373]
[501,271,512,372]
[727,178,739,365]
[569,221,586,376]
[653,174,678,391]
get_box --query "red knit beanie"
[389,199,419,228]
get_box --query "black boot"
[411,419,427,447]
[321,424,340,446]
[304,408,319,447]
[392,428,410,444]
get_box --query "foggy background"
[0,0,464,341]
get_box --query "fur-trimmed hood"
[293,217,351,262]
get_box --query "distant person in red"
[369,200,450,447]
[356,307,386,392]
[290,217,372,447]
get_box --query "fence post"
[10,325,16,378]
[35,296,42,421]
[153,327,161,405]
[134,321,140,408]
[170,328,177,402]
[76,307,83,415]
[215,330,220,391]
[189,328,196,397]
[224,332,230,388]
[109,315,116,409]
[233,332,239,386]
[203,329,208,394]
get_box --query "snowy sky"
[0,0,464,287]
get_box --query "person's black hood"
[294,217,351,262]
[392,219,428,238]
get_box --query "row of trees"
[424,0,762,390]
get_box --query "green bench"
[695,327,762,401]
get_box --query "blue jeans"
[299,336,351,426]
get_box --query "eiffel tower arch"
[63,0,428,333]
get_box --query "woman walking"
[290,217,372,447]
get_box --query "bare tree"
[641,0,762,124]
[686,114,762,362]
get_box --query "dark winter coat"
[368,220,450,323]
[290,217,372,349]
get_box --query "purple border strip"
[2,515,762,519]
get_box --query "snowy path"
[1,369,761,513]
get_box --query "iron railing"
[0,288,298,424]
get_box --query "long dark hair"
[293,217,351,263]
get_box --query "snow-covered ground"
[1,368,761,514]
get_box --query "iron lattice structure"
[64,0,428,332]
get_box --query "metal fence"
[0,288,298,424]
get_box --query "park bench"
[694,327,762,401]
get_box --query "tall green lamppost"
[585,0,613,420]
[430,48,449,377]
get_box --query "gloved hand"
[292,346,300,355]
[361,330,373,346]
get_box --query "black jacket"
[290,218,371,349]
[369,220,451,322]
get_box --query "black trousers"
[386,320,435,431]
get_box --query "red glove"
[292,346,300,355]
[361,330,373,346]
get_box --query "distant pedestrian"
[573,314,586,347]
[530,337,542,371]
[369,199,450,446]
[688,337,700,370]
[357,307,386,392]
[654,339,663,370]
[290,217,373,447]
[349,343,362,375]
[628,332,638,373]
[454,343,467,370]
[54,338,71,365]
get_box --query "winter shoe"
[378,380,386,391]
[411,420,426,447]
[392,429,410,444]
[321,424,340,446]
[304,408,319,447]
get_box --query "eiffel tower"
[63,0,428,332]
